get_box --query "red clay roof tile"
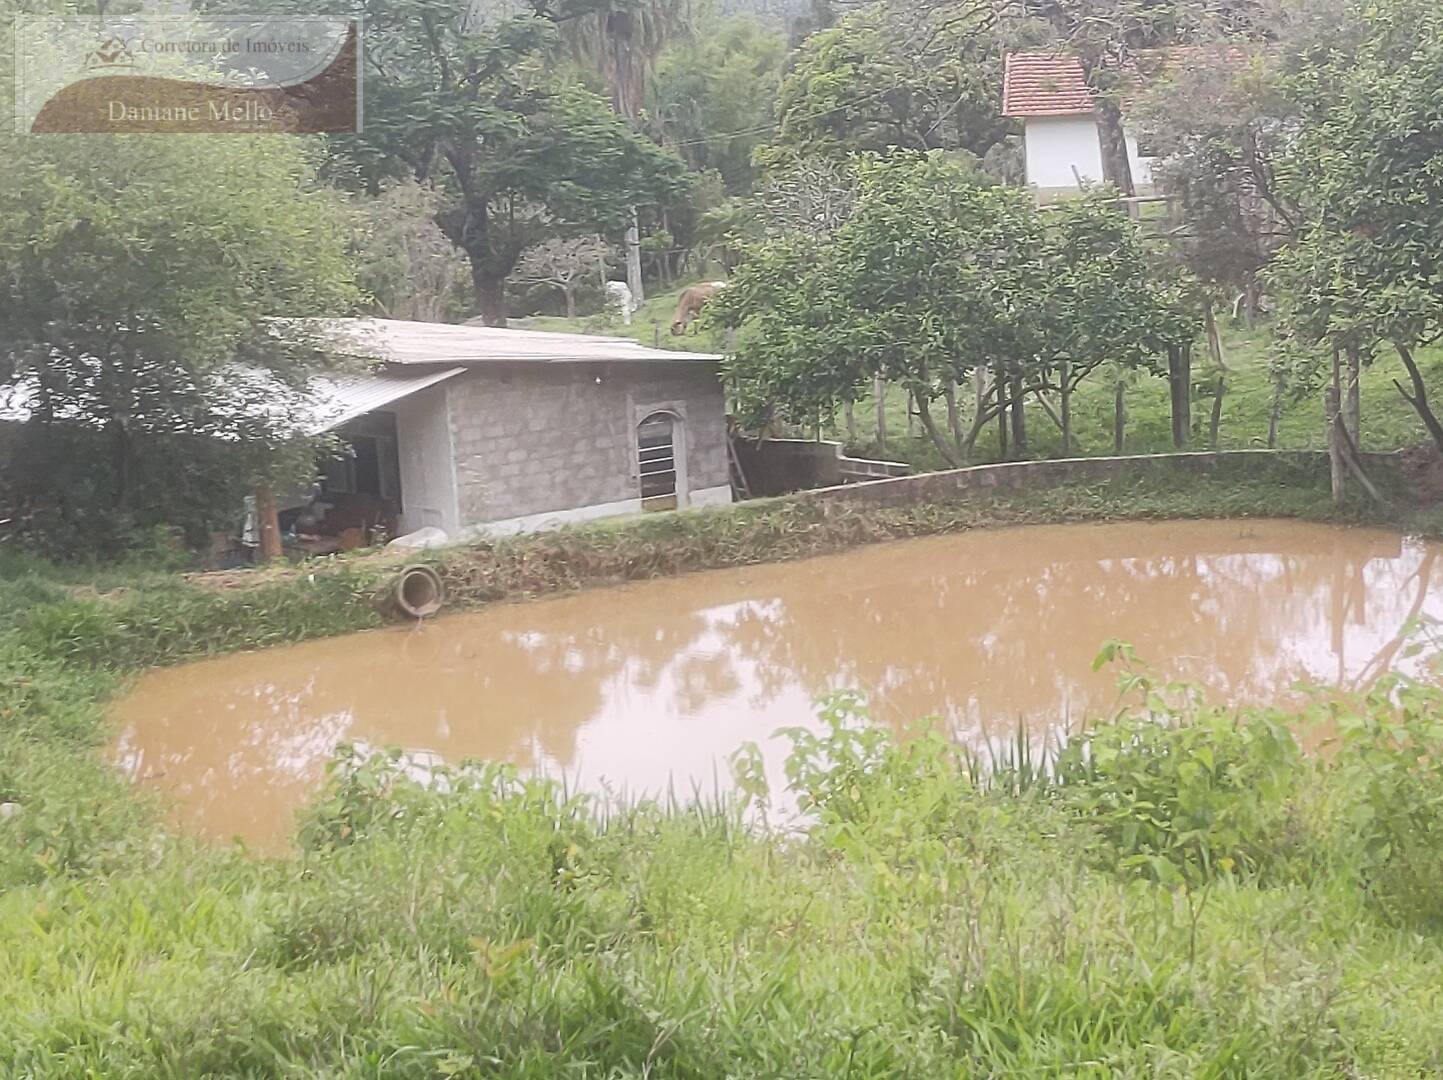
[1002,52,1095,118]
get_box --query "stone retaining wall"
[786,449,1402,510]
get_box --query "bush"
[1323,672,1443,926]
[1055,651,1305,886]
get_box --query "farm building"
[1001,51,1157,202]
[301,318,733,542]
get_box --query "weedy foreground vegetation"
[5,471,1443,1076]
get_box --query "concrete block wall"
[445,361,730,527]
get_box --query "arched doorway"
[637,411,685,511]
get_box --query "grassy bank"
[5,464,1443,1074]
[12,455,1409,671]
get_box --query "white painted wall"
[1124,132,1156,192]
[388,384,460,535]
[1024,114,1105,192]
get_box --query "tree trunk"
[1168,342,1192,449]
[1208,376,1225,450]
[906,390,917,439]
[1267,371,1284,449]
[844,399,857,446]
[1112,381,1126,454]
[997,364,1010,460]
[1333,398,1385,504]
[1394,342,1443,452]
[1060,360,1073,456]
[874,376,887,449]
[659,207,673,287]
[255,484,283,562]
[915,394,959,468]
[1008,373,1027,453]
[1095,99,1136,199]
[109,415,131,509]
[1345,343,1361,446]
[967,368,989,454]
[1204,299,1229,371]
[472,264,508,327]
[625,209,644,305]
[564,288,577,319]
[1327,374,1346,507]
[943,381,964,456]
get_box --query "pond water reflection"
[111,519,1442,849]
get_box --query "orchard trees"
[1034,198,1196,455]
[710,153,1190,463]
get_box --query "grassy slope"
[511,286,722,354]
[6,465,1443,1073]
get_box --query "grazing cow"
[670,281,727,336]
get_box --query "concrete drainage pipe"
[392,564,445,620]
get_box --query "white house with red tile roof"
[1002,51,1156,202]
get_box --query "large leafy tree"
[712,154,1014,464]
[1031,198,1195,454]
[766,0,1024,168]
[647,14,789,195]
[1272,0,1443,457]
[338,0,686,325]
[563,0,689,120]
[1132,44,1293,322]
[0,132,360,547]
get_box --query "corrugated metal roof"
[0,318,720,431]
[0,366,466,433]
[308,366,465,434]
[314,317,723,366]
[1002,52,1095,118]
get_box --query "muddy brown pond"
[112,520,1443,850]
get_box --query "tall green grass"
[6,671,1443,1075]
